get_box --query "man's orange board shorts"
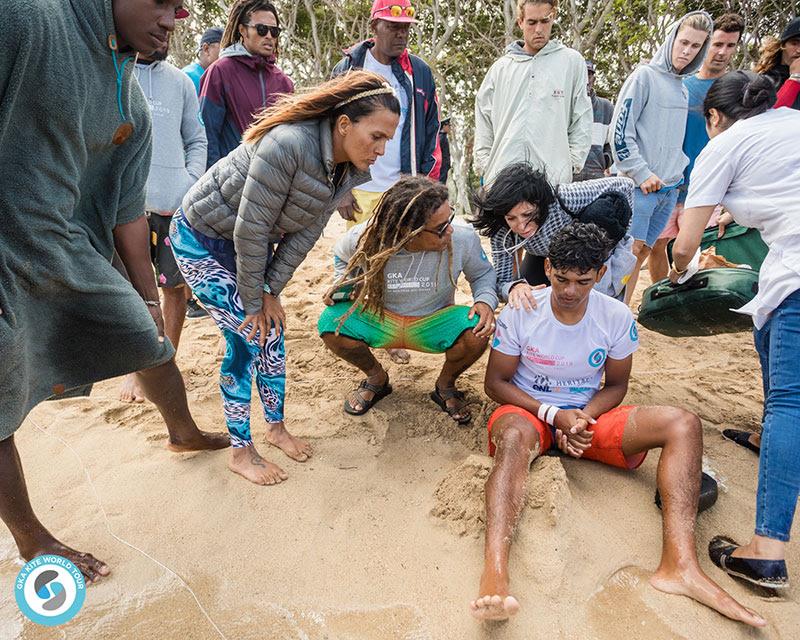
[486,404,647,470]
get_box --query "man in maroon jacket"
[200,0,294,168]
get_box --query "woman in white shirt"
[672,71,800,591]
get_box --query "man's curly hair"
[548,222,613,274]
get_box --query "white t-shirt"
[359,49,409,193]
[493,289,639,408]
[685,108,800,328]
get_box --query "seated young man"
[472,222,764,627]
[319,176,498,424]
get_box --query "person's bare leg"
[648,237,671,283]
[623,407,766,627]
[624,240,651,306]
[731,535,785,561]
[136,359,229,451]
[436,331,488,422]
[161,286,187,351]
[322,333,388,412]
[0,435,110,582]
[470,415,538,620]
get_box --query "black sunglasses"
[245,23,282,38]
[422,212,455,238]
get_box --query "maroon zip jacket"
[199,43,294,168]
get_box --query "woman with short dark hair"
[470,162,636,308]
[672,70,800,590]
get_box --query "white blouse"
[685,108,800,329]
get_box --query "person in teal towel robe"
[0,0,229,582]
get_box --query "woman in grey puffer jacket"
[170,71,400,486]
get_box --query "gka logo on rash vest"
[588,348,607,368]
[15,555,86,626]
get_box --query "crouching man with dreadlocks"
[473,222,764,626]
[319,176,498,424]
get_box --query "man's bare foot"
[386,348,411,364]
[227,445,288,485]
[20,535,110,583]
[470,569,520,620]
[650,565,767,627]
[265,421,312,461]
[167,430,230,452]
[119,374,146,403]
[470,595,520,621]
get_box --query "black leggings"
[521,253,549,286]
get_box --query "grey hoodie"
[134,60,207,212]
[611,12,711,186]
[333,221,498,316]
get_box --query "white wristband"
[537,403,551,421]
[537,403,561,425]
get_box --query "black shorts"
[147,212,185,288]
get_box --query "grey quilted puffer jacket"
[182,118,369,315]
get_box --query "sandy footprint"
[588,566,685,640]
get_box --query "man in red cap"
[0,0,228,583]
[332,0,443,365]
[333,0,442,228]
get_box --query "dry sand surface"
[1,216,798,639]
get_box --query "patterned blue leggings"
[169,212,285,448]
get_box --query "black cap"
[440,117,451,126]
[585,59,596,74]
[781,17,800,43]
[200,27,224,48]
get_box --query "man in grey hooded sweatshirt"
[120,43,207,403]
[611,12,712,304]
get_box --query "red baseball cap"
[370,0,418,23]
[176,6,190,20]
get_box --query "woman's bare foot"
[650,564,767,627]
[386,348,411,364]
[20,534,110,583]
[470,570,520,621]
[167,430,230,452]
[118,374,146,403]
[265,421,312,461]
[227,445,288,485]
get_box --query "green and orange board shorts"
[318,303,478,354]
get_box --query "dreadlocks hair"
[327,176,451,330]
[548,222,613,274]
[469,162,557,238]
[221,0,280,49]
[243,70,400,144]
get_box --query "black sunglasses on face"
[422,212,455,238]
[245,23,282,38]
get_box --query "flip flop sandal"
[430,386,472,426]
[722,429,760,455]
[708,535,788,589]
[654,471,718,514]
[343,378,392,416]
